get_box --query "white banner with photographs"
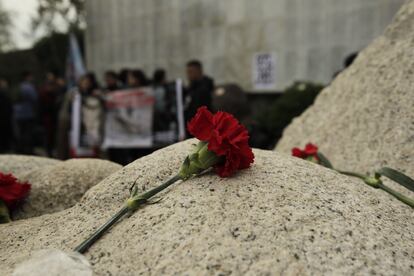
[102,88,155,149]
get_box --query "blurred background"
[0,0,405,163]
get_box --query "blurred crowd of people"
[0,60,215,165]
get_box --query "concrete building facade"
[85,0,404,92]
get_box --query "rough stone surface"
[276,0,414,182]
[1,140,413,275]
[0,155,60,178]
[13,159,122,220]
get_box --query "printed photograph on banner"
[252,52,277,91]
[103,88,155,149]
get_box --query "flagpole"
[175,79,186,141]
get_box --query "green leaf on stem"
[179,141,220,180]
[377,167,414,193]
[0,200,11,224]
[316,152,334,169]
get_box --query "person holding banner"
[105,69,153,165]
[104,70,127,164]
[104,71,119,92]
[118,68,130,88]
[127,69,149,88]
[57,73,103,159]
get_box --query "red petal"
[208,130,227,156]
[187,106,214,141]
[238,144,254,169]
[304,143,318,155]
[291,148,305,158]
[216,150,240,177]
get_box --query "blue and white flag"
[65,33,86,89]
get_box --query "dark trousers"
[107,148,129,166]
[16,119,35,154]
[42,113,57,157]
[107,148,155,166]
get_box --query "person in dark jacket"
[0,77,13,153]
[184,60,214,122]
[39,70,62,156]
[14,71,38,154]
[56,73,103,159]
[152,68,174,132]
[118,68,130,88]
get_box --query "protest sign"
[252,52,277,90]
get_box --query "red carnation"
[187,106,254,177]
[292,143,319,162]
[0,172,31,209]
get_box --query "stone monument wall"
[85,0,404,91]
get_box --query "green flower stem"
[140,174,181,198]
[74,206,129,254]
[0,200,11,224]
[336,169,414,208]
[313,152,414,208]
[74,142,221,254]
[377,182,414,208]
[74,174,182,254]
[336,170,367,181]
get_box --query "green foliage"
[32,30,84,75]
[32,0,86,33]
[255,81,324,148]
[0,2,13,52]
[0,31,84,100]
[0,200,11,224]
[0,50,39,87]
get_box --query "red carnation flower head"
[0,172,31,210]
[187,106,254,177]
[291,143,319,163]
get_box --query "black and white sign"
[252,52,277,90]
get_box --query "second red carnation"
[291,143,319,162]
